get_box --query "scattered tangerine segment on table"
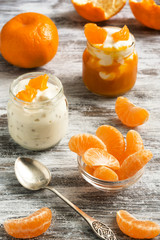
[112,25,130,42]
[0,12,59,68]
[93,166,119,181]
[116,210,160,239]
[71,0,126,22]
[125,130,144,159]
[129,0,160,30]
[16,85,37,102]
[115,96,149,127]
[84,23,107,45]
[4,207,52,239]
[82,148,120,170]
[96,125,125,164]
[117,149,153,180]
[68,133,106,156]
[28,74,48,91]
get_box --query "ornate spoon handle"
[45,186,117,240]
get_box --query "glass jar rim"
[9,72,64,108]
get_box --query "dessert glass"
[7,72,68,151]
[77,156,144,191]
[83,27,138,97]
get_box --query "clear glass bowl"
[77,156,144,191]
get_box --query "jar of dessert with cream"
[83,25,138,97]
[7,72,68,150]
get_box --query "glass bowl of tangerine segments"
[69,125,153,191]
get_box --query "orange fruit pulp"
[93,166,119,181]
[117,210,160,239]
[82,148,120,170]
[28,74,48,90]
[4,207,52,239]
[96,125,125,164]
[83,25,138,97]
[117,149,153,180]
[71,0,126,22]
[16,85,37,102]
[112,25,130,42]
[125,130,144,159]
[68,133,106,156]
[16,74,49,102]
[0,12,59,68]
[129,0,160,30]
[115,96,149,127]
[84,23,107,45]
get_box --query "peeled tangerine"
[125,130,144,159]
[16,74,49,102]
[16,85,37,102]
[96,125,125,164]
[28,74,48,90]
[117,210,160,239]
[93,166,119,181]
[71,0,126,22]
[129,0,160,30]
[84,23,107,45]
[4,207,52,239]
[82,148,120,170]
[68,133,106,156]
[115,97,149,127]
[117,149,153,180]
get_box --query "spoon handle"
[45,186,94,225]
[45,186,117,240]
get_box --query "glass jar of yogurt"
[83,26,138,97]
[7,72,68,150]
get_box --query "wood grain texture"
[0,0,160,239]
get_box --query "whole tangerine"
[0,12,59,68]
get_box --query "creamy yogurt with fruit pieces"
[7,73,68,150]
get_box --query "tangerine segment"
[84,23,107,45]
[28,74,48,91]
[129,0,160,30]
[85,165,95,175]
[16,85,37,102]
[117,149,153,180]
[4,207,52,239]
[117,210,160,239]
[96,125,125,163]
[125,130,144,158]
[112,25,130,42]
[115,97,149,127]
[93,166,119,181]
[71,0,126,22]
[68,133,106,156]
[82,148,120,170]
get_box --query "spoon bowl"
[15,156,117,240]
[15,157,51,190]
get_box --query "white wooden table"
[0,0,160,239]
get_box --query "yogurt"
[7,72,68,150]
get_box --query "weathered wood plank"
[0,0,160,239]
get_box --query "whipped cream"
[8,75,68,150]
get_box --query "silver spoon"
[15,157,117,240]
